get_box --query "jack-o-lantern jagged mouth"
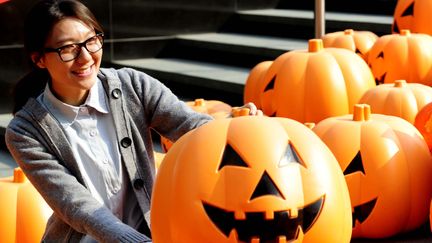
[352,198,377,227]
[202,196,324,242]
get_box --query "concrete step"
[277,0,397,15]
[159,32,307,68]
[222,9,393,39]
[111,57,250,104]
[0,113,15,178]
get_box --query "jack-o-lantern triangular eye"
[218,144,249,171]
[402,2,414,17]
[264,76,275,92]
[279,143,305,168]
[344,151,365,175]
[377,51,384,59]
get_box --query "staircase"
[108,0,395,106]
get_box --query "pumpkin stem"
[194,98,205,107]
[394,80,407,88]
[308,39,323,52]
[232,107,250,117]
[344,29,354,35]
[353,104,371,122]
[13,167,27,183]
[400,29,411,36]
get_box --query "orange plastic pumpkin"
[274,39,375,123]
[0,168,52,243]
[359,80,432,124]
[367,29,432,85]
[313,104,432,238]
[160,98,232,152]
[414,101,432,151]
[151,116,352,243]
[243,60,273,108]
[322,29,378,61]
[393,0,432,35]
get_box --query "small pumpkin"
[160,98,232,152]
[151,116,352,243]
[0,168,52,243]
[393,0,432,35]
[322,29,378,61]
[367,29,432,85]
[274,39,375,123]
[359,80,432,124]
[313,104,432,238]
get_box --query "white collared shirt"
[38,79,142,242]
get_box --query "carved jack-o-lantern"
[393,0,432,35]
[151,116,352,243]
[322,29,378,61]
[367,29,432,85]
[313,104,432,238]
[244,61,273,108]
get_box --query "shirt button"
[120,137,132,148]
[89,130,97,137]
[133,178,144,190]
[111,89,121,99]
[102,159,109,164]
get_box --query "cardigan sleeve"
[120,67,214,142]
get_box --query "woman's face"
[35,17,102,105]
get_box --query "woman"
[5,0,260,242]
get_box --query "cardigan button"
[111,89,121,99]
[120,137,132,148]
[133,179,144,190]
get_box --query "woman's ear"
[31,52,46,69]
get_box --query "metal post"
[315,0,325,38]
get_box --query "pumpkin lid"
[353,104,371,122]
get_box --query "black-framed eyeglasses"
[43,33,104,62]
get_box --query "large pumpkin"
[313,104,432,238]
[0,168,52,243]
[393,0,432,35]
[274,39,375,123]
[367,29,432,85]
[322,29,378,61]
[359,80,432,124]
[151,116,352,243]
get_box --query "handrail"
[315,0,325,38]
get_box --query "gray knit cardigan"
[5,67,212,242]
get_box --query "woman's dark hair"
[12,0,103,114]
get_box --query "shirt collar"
[42,78,110,127]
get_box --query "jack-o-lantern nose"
[250,171,285,200]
